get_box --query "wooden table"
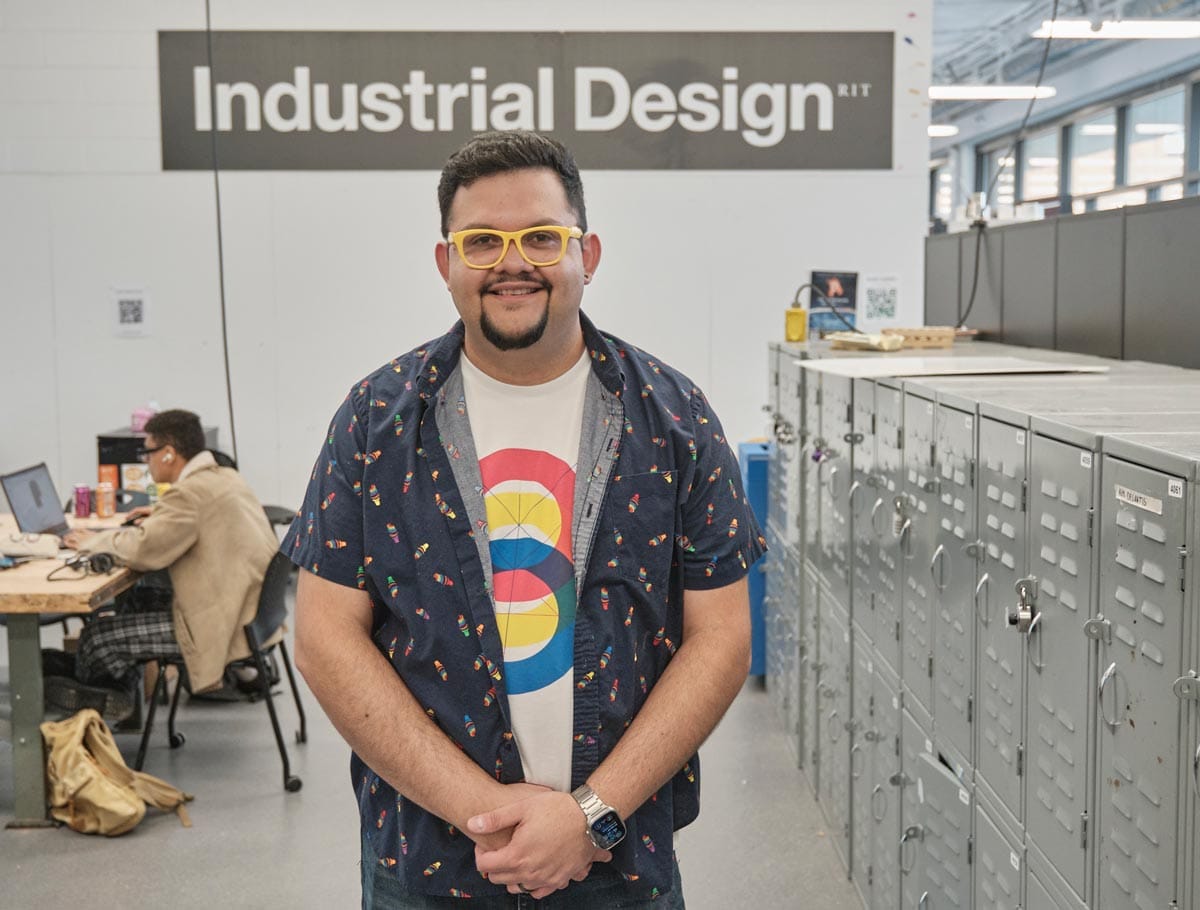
[1,513,135,827]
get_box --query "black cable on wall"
[203,0,239,464]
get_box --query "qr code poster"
[863,275,899,321]
[112,287,150,337]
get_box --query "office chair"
[209,450,297,533]
[133,552,307,792]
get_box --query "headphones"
[47,551,117,581]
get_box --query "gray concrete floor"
[0,607,860,909]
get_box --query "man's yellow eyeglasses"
[447,225,584,270]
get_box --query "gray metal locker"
[818,591,852,871]
[803,368,823,576]
[901,706,932,910]
[803,564,823,795]
[974,793,1024,910]
[851,634,876,901]
[1024,422,1098,905]
[931,397,979,779]
[817,371,855,612]
[902,389,938,718]
[784,545,806,768]
[1026,840,1088,910]
[915,751,972,909]
[853,376,880,649]
[869,666,903,910]
[874,380,906,680]
[974,413,1030,828]
[1094,441,1191,910]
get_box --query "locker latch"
[892,497,909,538]
[1083,616,1112,644]
[1006,576,1038,633]
[843,431,864,446]
[1174,672,1200,702]
[811,437,833,463]
[962,539,986,562]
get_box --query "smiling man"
[288,131,764,909]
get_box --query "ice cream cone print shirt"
[458,350,590,793]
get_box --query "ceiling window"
[1127,87,1186,185]
[1020,129,1059,201]
[1070,111,1116,196]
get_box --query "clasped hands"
[467,786,612,900]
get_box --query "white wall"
[0,0,931,509]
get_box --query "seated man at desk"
[49,409,279,719]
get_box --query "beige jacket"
[81,452,279,692]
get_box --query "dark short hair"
[144,409,206,460]
[437,130,588,235]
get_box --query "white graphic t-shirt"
[459,350,590,792]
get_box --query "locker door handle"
[918,892,930,910]
[871,784,889,822]
[1193,741,1200,800]
[930,544,949,591]
[1098,662,1124,730]
[848,480,863,512]
[871,498,888,538]
[850,743,865,779]
[974,573,991,626]
[899,520,914,561]
[829,710,842,743]
[899,824,923,874]
[1026,611,1046,671]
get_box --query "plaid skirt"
[75,583,181,687]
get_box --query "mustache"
[483,274,551,293]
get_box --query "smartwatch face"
[590,811,627,849]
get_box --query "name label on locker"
[1115,483,1163,516]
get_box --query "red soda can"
[95,482,116,519]
[73,483,92,518]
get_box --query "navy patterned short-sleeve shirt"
[284,313,765,901]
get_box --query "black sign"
[159,31,894,170]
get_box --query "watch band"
[571,783,613,825]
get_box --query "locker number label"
[965,415,973,430]
[1081,452,1092,469]
[1169,479,1184,499]
[958,788,969,806]
[1009,852,1021,871]
[1116,483,1163,516]
[1016,430,1026,445]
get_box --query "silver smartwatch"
[571,784,627,850]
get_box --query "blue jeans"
[361,834,685,909]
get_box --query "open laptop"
[1,462,71,536]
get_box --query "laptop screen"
[1,463,69,536]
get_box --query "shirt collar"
[177,449,217,482]
[415,312,625,400]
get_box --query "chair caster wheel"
[169,732,186,749]
[285,776,303,793]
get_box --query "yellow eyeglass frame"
[447,225,584,270]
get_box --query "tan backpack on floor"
[40,708,193,836]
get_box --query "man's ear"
[435,241,451,286]
[581,232,602,281]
